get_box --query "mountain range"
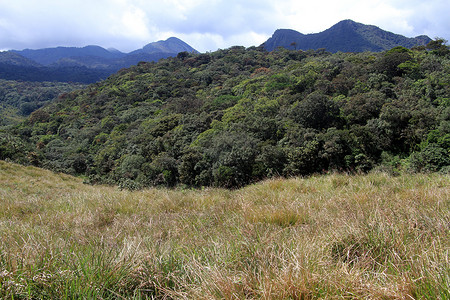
[0,20,434,83]
[0,37,197,83]
[11,37,197,67]
[262,20,431,52]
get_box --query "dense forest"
[1,39,449,189]
[0,80,85,125]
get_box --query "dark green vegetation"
[0,80,85,125]
[2,39,449,189]
[263,20,431,52]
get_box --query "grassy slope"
[0,160,448,299]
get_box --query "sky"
[0,0,448,53]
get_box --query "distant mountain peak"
[263,20,431,52]
[328,19,361,31]
[336,19,358,25]
[137,37,198,55]
[107,47,122,54]
[273,28,305,35]
[166,37,184,42]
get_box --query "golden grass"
[0,160,449,299]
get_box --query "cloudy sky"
[0,0,448,53]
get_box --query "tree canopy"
[2,40,449,188]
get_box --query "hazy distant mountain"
[12,45,126,66]
[48,37,198,69]
[263,20,432,52]
[11,37,197,68]
[1,37,198,83]
[130,37,198,55]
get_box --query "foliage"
[2,39,449,188]
[0,80,84,125]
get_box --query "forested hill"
[0,80,85,126]
[263,20,431,52]
[2,40,449,189]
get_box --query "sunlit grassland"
[0,160,448,299]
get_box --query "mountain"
[131,37,198,55]
[12,45,126,66]
[1,37,198,83]
[11,37,198,68]
[263,20,432,52]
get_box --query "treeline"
[2,40,449,188]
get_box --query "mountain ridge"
[1,37,198,83]
[0,21,437,83]
[11,45,126,66]
[11,37,198,66]
[263,19,432,52]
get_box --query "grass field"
[0,160,448,299]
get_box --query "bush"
[118,154,145,179]
[408,144,450,172]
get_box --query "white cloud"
[0,0,448,52]
[117,7,151,40]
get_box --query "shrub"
[408,143,450,172]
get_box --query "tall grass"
[0,160,448,299]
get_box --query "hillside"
[0,80,85,126]
[3,40,449,189]
[263,20,432,52]
[0,160,448,298]
[0,51,42,67]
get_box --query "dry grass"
[0,160,448,299]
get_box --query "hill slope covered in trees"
[2,40,449,188]
[0,80,85,126]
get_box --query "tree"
[375,47,412,78]
[426,38,450,56]
[290,92,340,130]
